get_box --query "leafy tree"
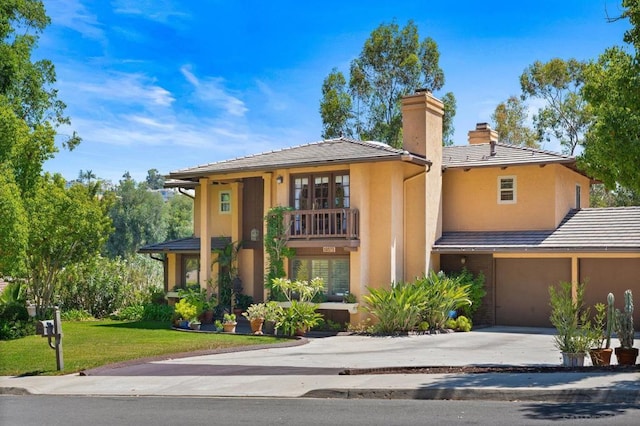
[520,58,593,155]
[0,164,27,276]
[319,69,353,139]
[581,0,640,193]
[441,92,457,146]
[105,175,166,258]
[590,184,640,207]
[0,0,79,149]
[320,20,456,148]
[163,193,194,240]
[1,1,83,281]
[145,168,165,190]
[491,96,538,147]
[24,174,111,317]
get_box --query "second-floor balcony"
[283,208,359,246]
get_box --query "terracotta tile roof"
[442,143,575,169]
[434,207,640,253]
[138,237,231,254]
[169,137,428,180]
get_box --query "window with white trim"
[498,176,516,204]
[219,190,231,213]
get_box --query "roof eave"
[168,154,425,181]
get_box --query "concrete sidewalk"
[1,327,639,402]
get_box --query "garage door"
[496,258,571,327]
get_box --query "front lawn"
[0,320,283,376]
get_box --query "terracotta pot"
[614,347,639,366]
[223,322,237,333]
[250,318,264,334]
[589,348,613,366]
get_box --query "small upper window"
[498,176,516,204]
[575,184,581,209]
[219,190,231,213]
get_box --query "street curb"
[303,388,640,403]
[0,387,32,396]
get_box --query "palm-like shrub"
[364,282,427,333]
[363,271,472,334]
[418,271,472,331]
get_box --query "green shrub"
[445,318,457,329]
[450,268,486,318]
[0,319,35,340]
[364,282,427,333]
[111,305,144,321]
[174,299,199,321]
[456,315,472,332]
[57,254,163,318]
[0,302,29,322]
[418,271,471,331]
[142,304,174,322]
[418,321,430,331]
[60,309,94,321]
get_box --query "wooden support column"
[262,173,273,301]
[571,256,579,300]
[199,177,211,290]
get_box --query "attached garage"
[434,207,640,328]
[495,258,570,327]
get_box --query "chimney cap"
[476,122,490,130]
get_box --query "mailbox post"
[36,306,64,371]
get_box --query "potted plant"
[214,319,224,332]
[614,289,638,366]
[243,303,267,334]
[549,282,591,366]
[234,293,254,318]
[263,301,283,335]
[174,299,199,330]
[587,295,614,366]
[222,312,237,333]
[271,277,325,336]
[189,317,201,330]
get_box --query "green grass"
[0,320,284,376]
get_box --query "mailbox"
[36,320,55,336]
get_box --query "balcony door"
[291,172,350,236]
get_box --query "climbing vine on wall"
[264,206,295,300]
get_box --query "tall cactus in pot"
[613,289,638,366]
[615,290,634,349]
[605,292,615,349]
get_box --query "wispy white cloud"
[60,70,175,108]
[47,0,105,41]
[180,65,248,117]
[112,0,191,24]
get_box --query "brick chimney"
[468,122,498,145]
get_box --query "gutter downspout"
[178,188,195,199]
[403,166,430,282]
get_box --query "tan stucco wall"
[442,164,587,232]
[554,165,591,224]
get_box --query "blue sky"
[40,0,631,184]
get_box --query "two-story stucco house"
[140,91,640,328]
